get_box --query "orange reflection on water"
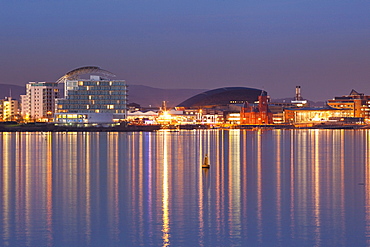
[275,130,282,241]
[332,130,346,243]
[365,130,370,245]
[340,130,345,241]
[313,130,321,246]
[84,133,92,244]
[292,130,348,244]
[290,130,296,238]
[241,131,248,238]
[46,133,53,246]
[129,133,138,241]
[172,131,186,237]
[256,129,263,243]
[107,133,120,242]
[295,130,310,238]
[227,130,241,238]
[66,133,79,239]
[161,131,171,247]
[136,133,145,243]
[215,130,224,243]
[24,133,32,246]
[147,133,154,241]
[1,133,11,245]
[198,131,205,246]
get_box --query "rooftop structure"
[177,87,266,108]
[56,66,116,84]
[295,86,303,101]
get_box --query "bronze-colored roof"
[177,87,266,108]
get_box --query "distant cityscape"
[0,66,370,129]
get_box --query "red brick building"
[240,95,273,125]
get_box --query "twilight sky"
[1,0,370,101]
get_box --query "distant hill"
[0,84,25,100]
[0,83,326,108]
[127,85,207,107]
[0,83,206,107]
[128,87,327,108]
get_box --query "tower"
[295,86,303,101]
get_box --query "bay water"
[1,129,370,246]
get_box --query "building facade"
[21,82,60,121]
[0,97,19,121]
[240,95,273,125]
[55,75,127,123]
[284,107,353,123]
[327,89,370,120]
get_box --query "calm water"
[1,129,370,246]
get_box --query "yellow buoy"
[202,154,210,168]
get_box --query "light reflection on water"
[0,130,370,246]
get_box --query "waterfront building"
[174,108,225,125]
[21,82,60,121]
[176,87,266,125]
[55,66,127,124]
[240,95,273,125]
[283,107,353,123]
[200,111,224,125]
[127,110,158,125]
[227,112,241,124]
[327,89,370,120]
[0,97,19,121]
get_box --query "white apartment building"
[21,82,60,121]
[55,75,127,124]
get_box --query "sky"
[1,0,370,101]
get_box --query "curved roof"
[56,66,116,84]
[177,87,266,108]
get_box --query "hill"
[0,84,326,107]
[0,83,207,107]
[0,84,25,100]
[127,85,207,107]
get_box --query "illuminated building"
[327,89,370,120]
[201,111,224,124]
[127,110,158,124]
[54,66,127,124]
[240,95,273,125]
[176,87,266,125]
[227,112,241,124]
[181,109,203,124]
[0,97,19,121]
[21,82,60,121]
[284,107,353,123]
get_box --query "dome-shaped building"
[177,87,266,108]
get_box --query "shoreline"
[0,122,369,132]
